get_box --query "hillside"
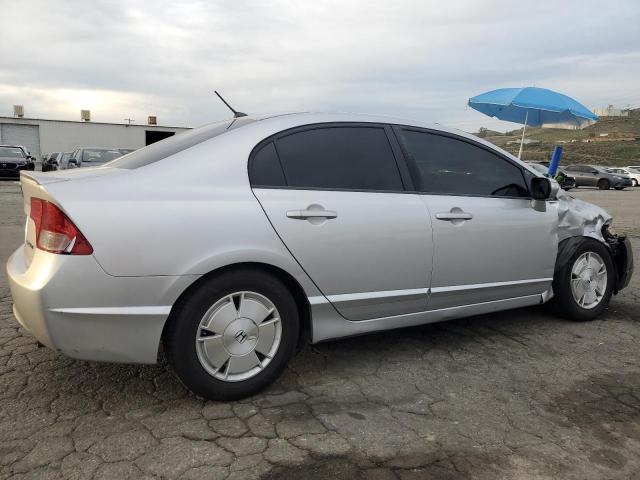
[479,114,640,166]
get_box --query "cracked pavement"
[1,182,639,479]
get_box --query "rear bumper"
[6,246,198,364]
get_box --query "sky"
[1,0,639,133]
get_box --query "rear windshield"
[0,147,25,158]
[82,148,124,164]
[106,117,255,169]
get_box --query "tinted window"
[250,142,286,187]
[275,127,403,191]
[397,130,529,197]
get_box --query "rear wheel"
[165,269,299,400]
[549,238,614,321]
[597,179,610,190]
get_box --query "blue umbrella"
[468,87,598,158]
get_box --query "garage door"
[0,124,41,159]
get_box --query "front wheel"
[549,238,615,321]
[633,179,638,187]
[165,269,300,401]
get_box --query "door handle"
[286,209,338,220]
[435,212,473,221]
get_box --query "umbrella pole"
[518,111,528,159]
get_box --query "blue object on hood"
[468,87,598,128]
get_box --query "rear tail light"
[30,198,93,255]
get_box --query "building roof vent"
[148,115,157,125]
[81,110,91,122]
[13,105,24,118]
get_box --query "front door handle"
[435,212,473,221]
[287,209,338,220]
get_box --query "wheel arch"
[160,261,313,355]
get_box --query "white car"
[622,167,640,187]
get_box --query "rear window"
[106,117,255,169]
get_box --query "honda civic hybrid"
[7,113,633,400]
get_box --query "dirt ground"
[1,181,639,480]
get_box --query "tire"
[165,269,300,401]
[597,179,610,190]
[614,187,624,190]
[548,238,615,321]
[632,179,638,187]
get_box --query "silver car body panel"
[556,189,612,243]
[310,291,545,343]
[253,188,433,320]
[7,112,617,363]
[421,194,557,309]
[7,246,196,363]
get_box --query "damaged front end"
[556,189,634,294]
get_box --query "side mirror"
[592,170,599,175]
[531,177,552,200]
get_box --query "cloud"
[2,0,639,132]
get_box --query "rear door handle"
[435,212,473,221]
[286,209,338,220]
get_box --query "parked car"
[606,167,640,187]
[14,145,36,170]
[66,147,126,169]
[7,113,634,400]
[526,163,575,190]
[563,165,632,190]
[0,145,34,178]
[42,152,66,172]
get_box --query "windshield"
[627,167,640,174]
[106,117,255,169]
[0,147,25,158]
[82,149,124,164]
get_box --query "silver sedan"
[6,113,633,400]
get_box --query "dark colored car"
[526,163,576,190]
[14,146,36,171]
[0,145,33,179]
[43,152,63,172]
[564,165,633,190]
[66,148,126,169]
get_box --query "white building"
[0,112,190,159]
[593,105,630,118]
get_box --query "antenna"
[214,91,247,118]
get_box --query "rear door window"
[396,129,530,198]
[272,126,404,191]
[250,142,286,187]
